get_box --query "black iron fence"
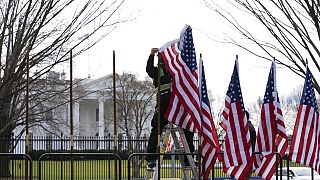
[38,153,122,180]
[0,153,33,180]
[4,134,200,160]
[0,135,308,179]
[1,135,202,179]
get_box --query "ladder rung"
[146,124,199,180]
[175,148,185,153]
[146,168,155,172]
[171,127,181,132]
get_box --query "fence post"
[107,133,111,180]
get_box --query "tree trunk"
[0,136,11,177]
[0,95,15,177]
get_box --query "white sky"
[74,0,304,103]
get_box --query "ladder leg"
[179,130,199,180]
[171,126,199,180]
[145,169,153,180]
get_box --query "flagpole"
[273,58,277,146]
[236,55,239,73]
[273,57,280,179]
[157,52,161,180]
[25,51,29,180]
[198,54,204,179]
[69,49,74,180]
[306,58,308,66]
[113,50,118,180]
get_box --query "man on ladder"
[145,48,195,170]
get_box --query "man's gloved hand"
[150,48,158,55]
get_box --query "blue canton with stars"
[301,67,318,112]
[264,63,275,104]
[227,61,245,111]
[263,62,280,104]
[201,61,210,106]
[179,26,197,71]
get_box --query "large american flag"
[253,61,288,179]
[159,25,220,180]
[288,66,320,172]
[159,25,201,133]
[220,60,252,179]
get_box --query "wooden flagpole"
[25,52,29,180]
[198,53,203,179]
[113,50,118,180]
[69,49,74,180]
[157,53,161,180]
[272,57,280,179]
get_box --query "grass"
[7,159,228,179]
[8,159,299,179]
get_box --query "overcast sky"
[74,0,304,103]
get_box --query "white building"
[13,71,216,152]
[15,72,154,139]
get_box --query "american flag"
[288,66,320,172]
[220,60,252,179]
[159,25,220,180]
[199,56,221,179]
[253,61,288,179]
[159,25,201,133]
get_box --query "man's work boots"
[147,160,156,170]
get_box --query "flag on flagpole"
[220,59,252,179]
[159,25,220,180]
[288,66,320,172]
[159,25,201,133]
[199,56,221,179]
[253,61,288,179]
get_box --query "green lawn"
[11,160,122,179]
[8,159,228,179]
[8,159,299,179]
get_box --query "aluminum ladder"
[145,123,199,180]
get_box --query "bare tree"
[211,95,226,139]
[246,86,303,133]
[105,72,155,177]
[0,0,128,177]
[246,97,263,127]
[281,85,303,132]
[27,72,70,136]
[107,73,155,137]
[202,0,320,93]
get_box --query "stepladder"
[145,123,199,180]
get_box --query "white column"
[74,101,80,136]
[98,97,105,137]
[98,97,105,150]
[73,101,80,150]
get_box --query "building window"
[96,108,99,122]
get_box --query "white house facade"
[12,71,218,153]
[15,72,154,139]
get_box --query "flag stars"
[200,63,210,104]
[180,27,197,71]
[300,68,318,111]
[227,62,245,111]
[263,66,278,104]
